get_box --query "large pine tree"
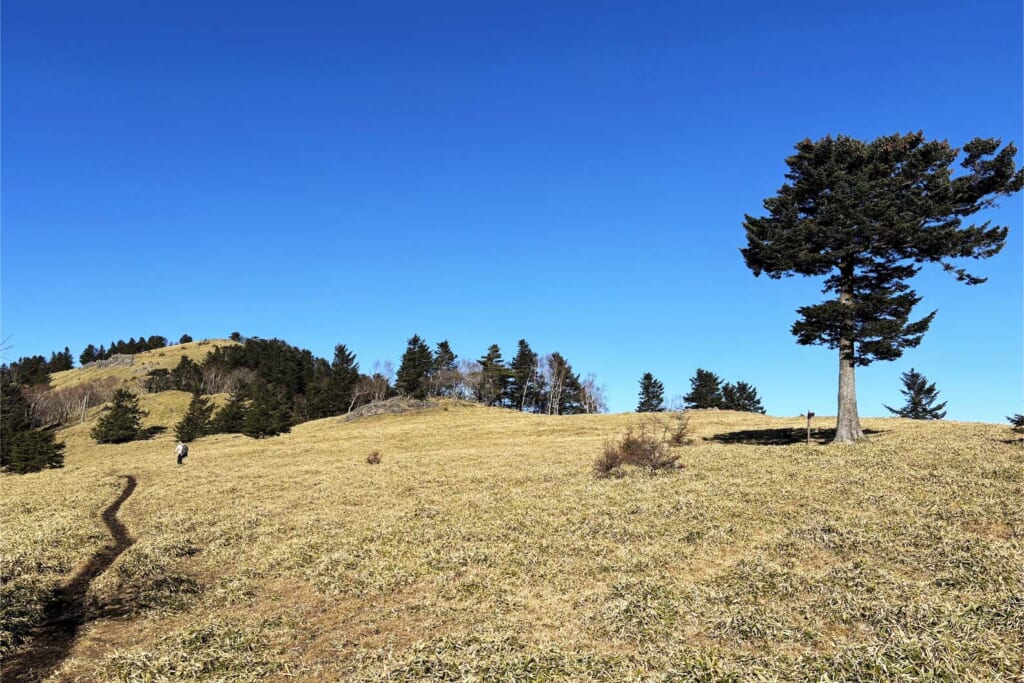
[743,133,1022,442]
[171,356,204,393]
[430,340,459,397]
[721,381,766,414]
[395,335,433,399]
[211,392,248,434]
[636,372,666,412]
[80,344,99,365]
[1,373,65,473]
[175,392,215,441]
[242,383,293,438]
[509,339,541,412]
[684,369,724,409]
[884,369,947,420]
[308,344,361,417]
[543,352,584,415]
[91,389,148,444]
[476,344,510,407]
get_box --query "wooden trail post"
[806,410,815,445]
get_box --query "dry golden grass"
[2,400,1022,681]
[47,339,237,392]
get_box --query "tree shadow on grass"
[707,427,883,446]
[1,476,136,683]
[139,425,167,440]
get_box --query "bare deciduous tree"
[580,373,607,414]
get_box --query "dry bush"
[667,412,692,445]
[366,450,382,465]
[595,419,682,477]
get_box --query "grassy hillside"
[47,339,237,392]
[2,405,1022,681]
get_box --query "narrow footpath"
[2,475,137,683]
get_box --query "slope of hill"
[47,339,238,392]
[1,406,1021,681]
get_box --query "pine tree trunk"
[833,339,863,443]
[833,273,864,443]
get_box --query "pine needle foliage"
[395,335,433,400]
[742,132,1022,441]
[684,369,724,409]
[211,393,247,434]
[884,368,947,420]
[0,375,65,473]
[91,389,148,444]
[174,392,215,442]
[636,373,666,413]
[721,381,766,414]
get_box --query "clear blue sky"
[3,0,1021,421]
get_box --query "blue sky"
[2,0,1021,421]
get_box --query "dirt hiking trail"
[2,475,137,683]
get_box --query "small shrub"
[595,420,681,477]
[366,450,382,465]
[593,445,625,478]
[668,412,692,445]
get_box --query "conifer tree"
[171,356,203,393]
[721,381,766,413]
[476,344,510,407]
[144,369,173,393]
[308,349,348,418]
[509,339,541,412]
[211,393,247,434]
[636,372,666,412]
[743,133,1022,442]
[7,355,51,386]
[430,340,459,397]
[684,369,724,409]
[80,344,98,365]
[884,368,947,419]
[543,352,584,415]
[309,343,361,416]
[175,392,215,441]
[331,343,361,404]
[91,389,148,444]
[49,347,74,371]
[1,373,65,473]
[179,334,193,344]
[395,335,433,399]
[1008,414,1024,437]
[242,384,293,438]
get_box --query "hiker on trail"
[175,441,189,465]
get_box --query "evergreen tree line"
[394,335,605,415]
[79,335,172,364]
[2,347,74,386]
[137,335,606,442]
[636,369,766,413]
[1,335,193,388]
[682,369,766,413]
[0,369,65,474]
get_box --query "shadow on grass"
[1,476,136,683]
[707,427,883,446]
[139,425,167,439]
